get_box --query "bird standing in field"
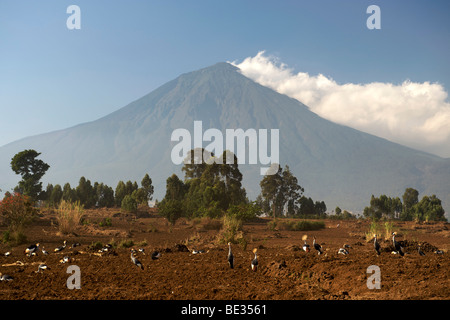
[313,236,323,255]
[302,235,310,252]
[227,242,234,269]
[251,248,258,272]
[418,244,426,256]
[54,240,67,253]
[25,243,39,256]
[373,234,381,255]
[130,249,144,270]
[392,232,404,256]
[338,248,349,255]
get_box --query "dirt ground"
[0,208,449,301]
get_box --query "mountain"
[1,62,449,215]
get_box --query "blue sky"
[1,0,449,154]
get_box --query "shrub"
[267,219,325,231]
[57,200,84,234]
[0,192,36,243]
[98,217,112,227]
[216,215,244,245]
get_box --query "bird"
[138,248,146,255]
[434,250,444,254]
[251,248,258,272]
[60,256,71,263]
[4,252,11,257]
[313,236,323,255]
[0,273,13,281]
[373,234,381,255]
[338,248,349,255]
[130,249,144,270]
[35,263,49,273]
[25,243,39,256]
[54,240,67,253]
[71,242,81,248]
[418,245,425,256]
[41,247,49,255]
[302,235,310,252]
[151,251,161,260]
[392,232,404,256]
[227,242,234,269]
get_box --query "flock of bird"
[0,228,445,282]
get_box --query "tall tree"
[260,165,303,217]
[141,173,154,202]
[10,149,50,201]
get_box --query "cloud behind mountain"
[232,51,450,158]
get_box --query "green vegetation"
[267,219,325,231]
[0,192,36,244]
[10,149,50,201]
[363,187,446,222]
[158,149,253,224]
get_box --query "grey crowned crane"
[25,243,39,256]
[131,249,144,270]
[313,236,323,255]
[302,235,310,252]
[227,242,234,269]
[392,232,404,256]
[251,248,258,272]
[54,240,67,253]
[151,251,161,260]
[418,244,426,256]
[35,263,49,273]
[0,273,13,281]
[373,234,381,255]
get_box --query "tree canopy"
[11,149,50,201]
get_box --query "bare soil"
[0,208,449,300]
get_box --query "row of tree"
[41,174,154,210]
[363,187,446,221]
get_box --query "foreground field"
[0,208,449,300]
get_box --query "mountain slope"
[1,62,449,214]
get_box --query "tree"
[10,149,50,201]
[260,165,304,217]
[115,181,127,206]
[50,184,63,206]
[76,177,96,208]
[95,183,115,208]
[141,173,154,202]
[158,174,187,224]
[62,183,77,203]
[403,188,419,212]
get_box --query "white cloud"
[231,51,450,158]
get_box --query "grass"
[216,215,247,249]
[57,200,84,235]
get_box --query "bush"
[267,219,325,231]
[57,200,84,234]
[0,192,36,242]
[216,215,245,245]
